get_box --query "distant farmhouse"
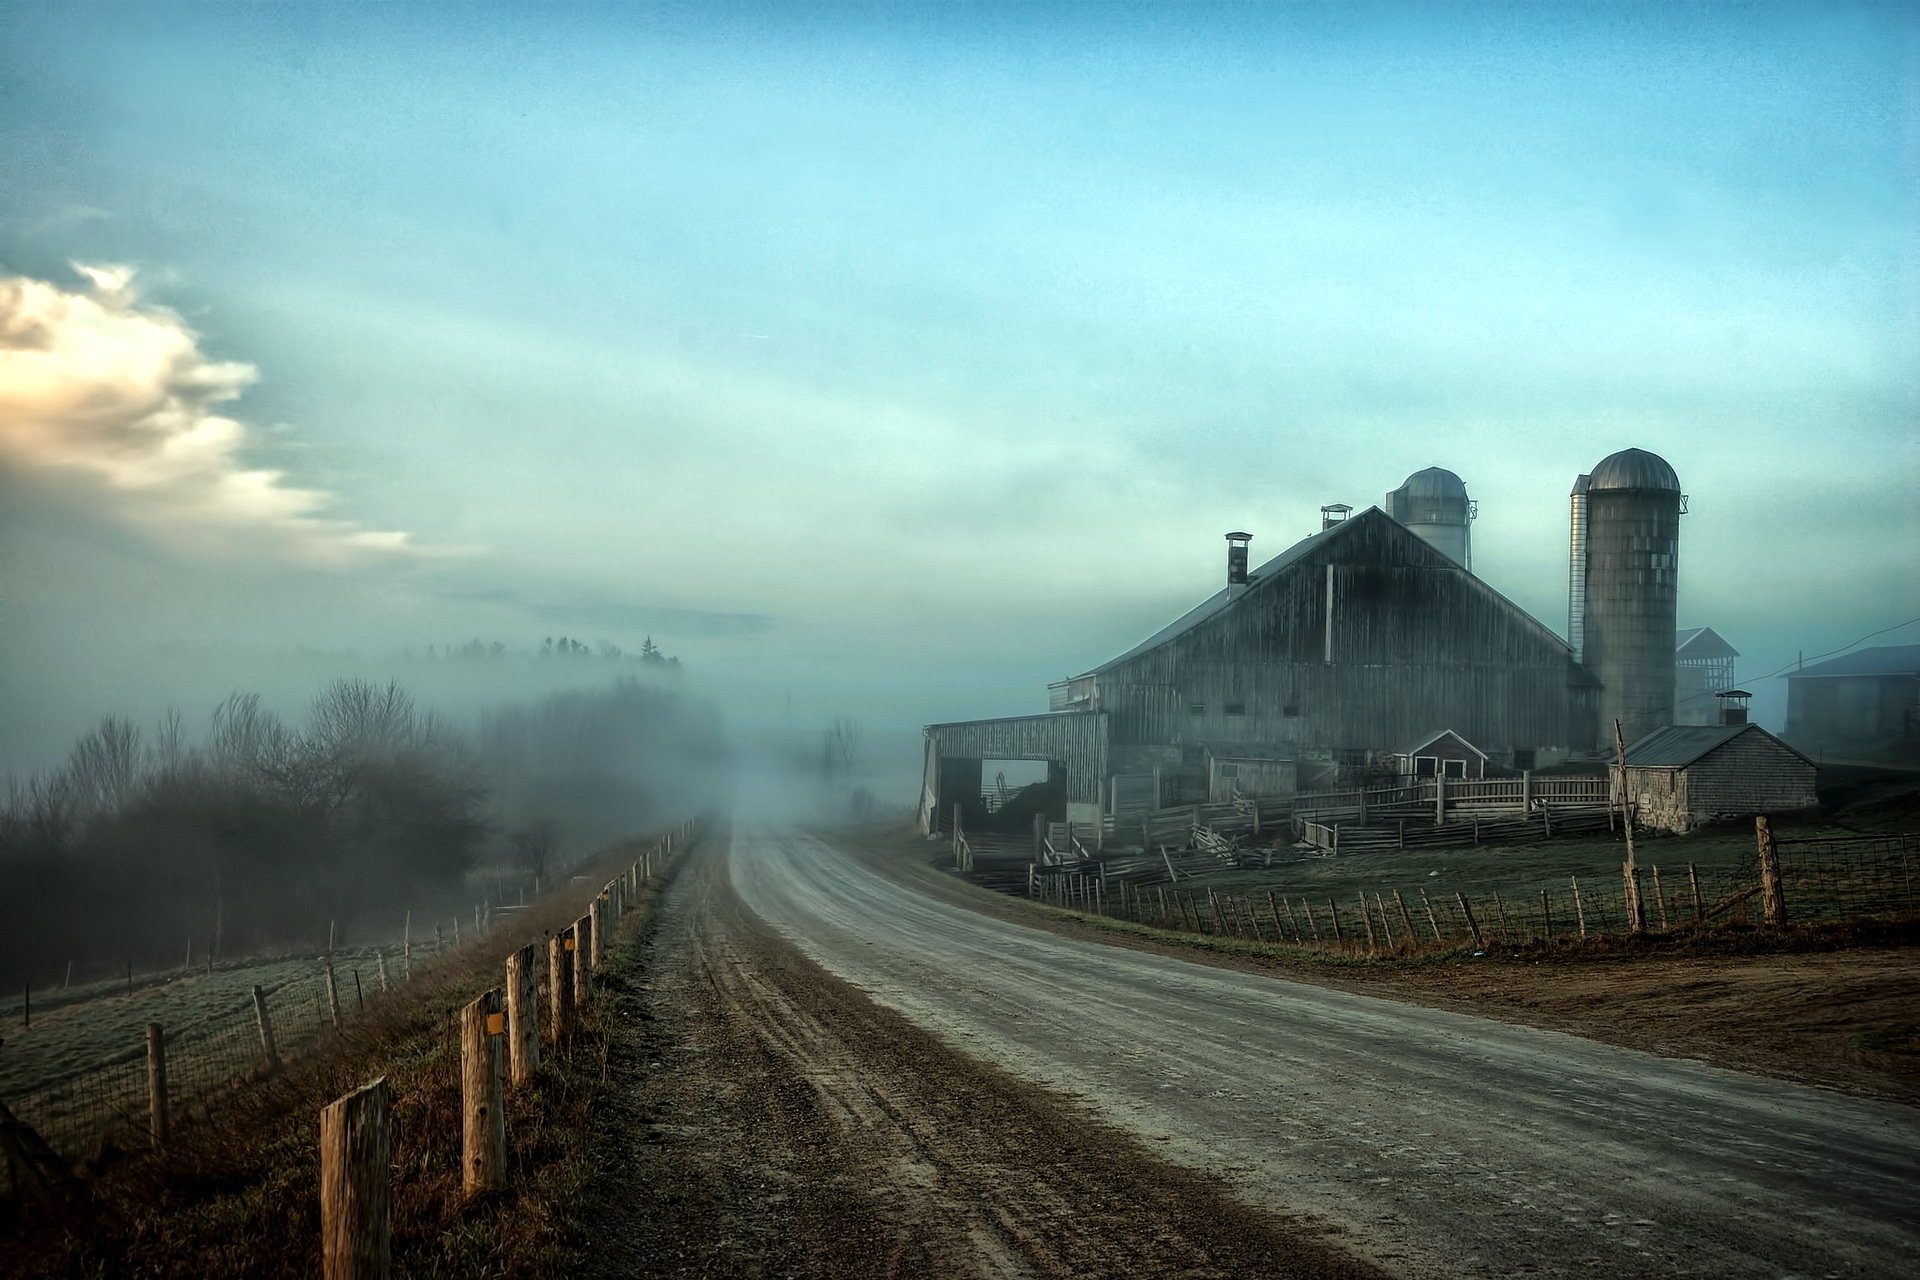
[1785,644,1920,752]
[921,448,1786,841]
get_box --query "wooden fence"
[312,816,701,1278]
[0,818,704,1253]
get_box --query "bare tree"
[824,717,862,782]
[65,716,143,818]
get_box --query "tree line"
[0,677,727,985]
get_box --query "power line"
[1756,616,1920,683]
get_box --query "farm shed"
[1620,722,1817,834]
[1396,730,1488,779]
[1785,644,1920,751]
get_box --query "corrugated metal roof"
[1623,722,1812,769]
[1787,644,1920,679]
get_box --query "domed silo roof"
[1588,448,1680,493]
[1397,467,1468,499]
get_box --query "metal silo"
[1577,447,1683,746]
[1384,467,1474,568]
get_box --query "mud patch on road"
[581,834,1382,1279]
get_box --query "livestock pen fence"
[0,820,701,1229]
[1021,821,1920,956]
[1094,773,1613,853]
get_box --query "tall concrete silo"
[1572,447,1683,747]
[1384,467,1474,568]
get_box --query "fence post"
[460,989,507,1197]
[377,952,390,993]
[146,1023,169,1147]
[1455,892,1486,950]
[1570,876,1588,938]
[574,913,594,1006]
[1434,772,1446,823]
[1419,888,1443,942]
[505,943,539,1087]
[1393,891,1418,948]
[326,963,343,1029]
[549,929,575,1042]
[1688,863,1705,922]
[319,1077,390,1280]
[590,896,607,971]
[1651,865,1669,930]
[1756,816,1787,926]
[252,984,280,1070]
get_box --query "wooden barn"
[1619,722,1817,834]
[921,506,1599,836]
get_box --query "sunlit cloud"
[0,263,415,563]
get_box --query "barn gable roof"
[1676,626,1739,659]
[1623,722,1814,769]
[1786,644,1920,680]
[1083,506,1590,682]
[1401,729,1488,759]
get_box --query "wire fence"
[1034,829,1920,955]
[4,945,440,1162]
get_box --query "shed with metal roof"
[1620,722,1816,834]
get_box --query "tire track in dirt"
[584,827,1380,1279]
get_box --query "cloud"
[0,263,415,564]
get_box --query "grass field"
[0,940,467,1162]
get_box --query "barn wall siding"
[1091,511,1596,756]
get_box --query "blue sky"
[1,1,1915,768]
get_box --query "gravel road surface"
[730,826,1920,1279]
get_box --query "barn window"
[1443,758,1467,779]
[1338,748,1366,768]
[1414,756,1438,777]
[1224,702,1247,717]
[1217,763,1239,778]
[1188,702,1206,716]
[1283,703,1300,718]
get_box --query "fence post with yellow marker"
[460,988,507,1197]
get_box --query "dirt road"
[726,825,1920,1279]
[586,828,1380,1278]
